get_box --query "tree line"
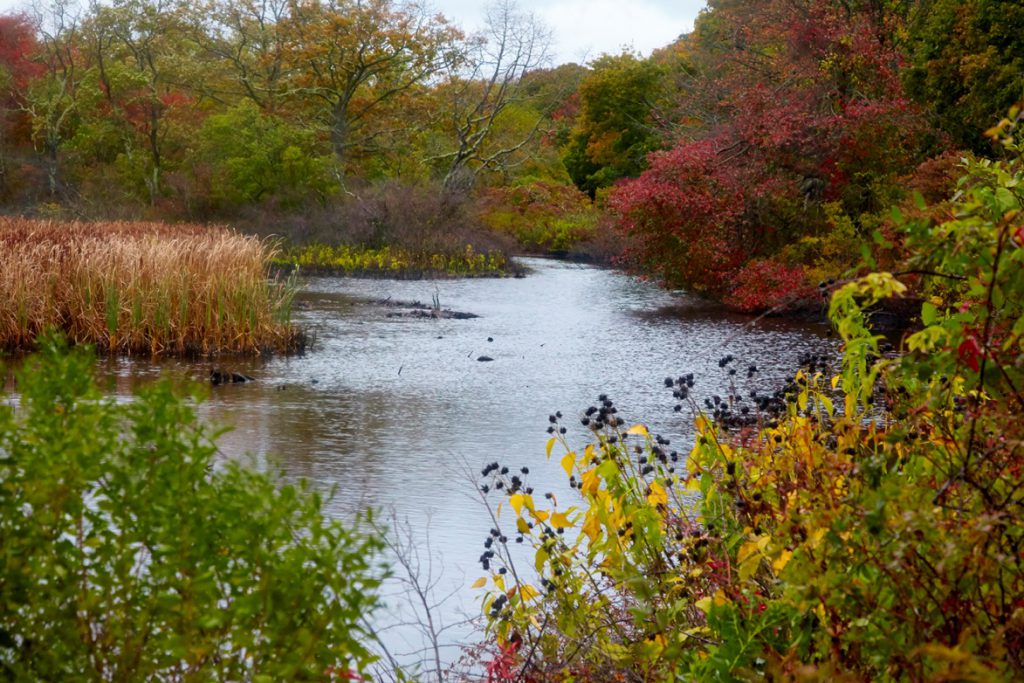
[0,0,562,212]
[2,0,1022,308]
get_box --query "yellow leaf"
[531,509,549,523]
[695,597,712,614]
[516,517,530,534]
[713,589,728,606]
[550,511,572,529]
[519,584,540,601]
[546,436,557,458]
[494,574,505,592]
[738,554,760,581]
[627,424,649,436]
[773,550,793,573]
[582,513,601,542]
[509,494,526,516]
[561,452,576,477]
[582,444,595,464]
[581,468,600,495]
[535,548,549,572]
[831,375,841,390]
[471,577,487,589]
[845,393,857,417]
[737,539,763,565]
[647,480,668,508]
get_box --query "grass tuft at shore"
[0,218,301,356]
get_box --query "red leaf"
[958,335,982,373]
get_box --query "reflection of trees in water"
[205,384,466,516]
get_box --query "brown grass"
[0,218,301,356]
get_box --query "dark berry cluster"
[546,411,567,435]
[797,352,833,374]
[579,394,623,430]
[666,373,695,412]
[480,462,533,496]
[663,351,842,431]
[489,591,508,619]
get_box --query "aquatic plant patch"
[275,243,512,277]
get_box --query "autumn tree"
[279,0,461,179]
[193,0,292,112]
[0,12,41,198]
[21,0,82,197]
[611,0,934,305]
[562,52,666,197]
[428,0,552,191]
[906,0,1024,152]
[81,0,201,204]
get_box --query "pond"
[51,257,837,671]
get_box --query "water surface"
[28,258,837,668]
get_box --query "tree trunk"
[46,136,59,198]
[330,101,349,183]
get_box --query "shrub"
[725,258,818,313]
[471,111,1024,680]
[0,336,384,680]
[477,181,600,254]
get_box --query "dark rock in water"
[210,369,254,385]
[477,356,495,362]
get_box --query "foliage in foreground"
[0,337,383,680]
[474,116,1024,680]
[0,218,300,355]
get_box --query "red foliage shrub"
[725,258,819,313]
[608,0,937,306]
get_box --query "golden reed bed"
[0,218,301,355]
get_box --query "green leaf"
[921,301,938,326]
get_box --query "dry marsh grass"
[0,218,301,355]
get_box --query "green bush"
[0,336,383,680]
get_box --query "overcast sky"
[434,0,706,64]
[0,0,707,65]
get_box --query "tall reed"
[0,218,301,355]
